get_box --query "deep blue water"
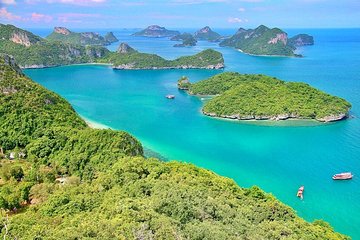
[25,28,360,238]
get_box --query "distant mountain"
[220,25,314,57]
[132,25,180,37]
[194,26,221,42]
[288,34,314,48]
[117,42,137,54]
[171,33,197,47]
[46,27,117,46]
[104,32,119,44]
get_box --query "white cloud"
[1,0,16,4]
[0,7,21,21]
[238,7,245,12]
[228,17,248,23]
[25,0,106,5]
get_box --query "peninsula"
[132,25,180,37]
[46,27,119,46]
[0,24,224,70]
[219,25,314,57]
[183,72,351,122]
[0,54,347,239]
[99,43,224,69]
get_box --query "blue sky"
[1,0,359,29]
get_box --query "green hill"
[188,72,351,122]
[0,55,348,239]
[171,33,197,47]
[100,46,224,69]
[194,26,222,42]
[220,25,313,57]
[46,27,117,46]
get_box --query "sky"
[0,0,359,29]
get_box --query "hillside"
[171,33,197,47]
[0,24,109,68]
[46,27,118,46]
[0,55,348,239]
[219,25,313,57]
[194,26,222,42]
[132,25,180,37]
[99,44,224,69]
[188,72,351,122]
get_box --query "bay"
[25,28,360,238]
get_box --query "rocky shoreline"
[202,111,349,123]
[112,63,224,70]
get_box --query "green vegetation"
[189,72,351,121]
[132,25,180,37]
[0,24,223,70]
[100,48,224,69]
[288,34,315,48]
[46,27,117,46]
[171,33,197,47]
[0,43,348,240]
[178,76,191,90]
[220,25,313,57]
[194,26,222,42]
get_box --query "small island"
[219,25,314,57]
[194,26,222,42]
[46,27,118,46]
[181,72,351,122]
[171,33,197,47]
[132,25,180,37]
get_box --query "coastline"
[80,115,112,129]
[236,49,298,58]
[20,62,113,69]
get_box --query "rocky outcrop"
[117,43,137,54]
[54,27,71,35]
[104,32,118,43]
[10,32,32,47]
[317,113,347,122]
[112,63,224,70]
[0,54,23,74]
[203,111,348,123]
[268,33,288,45]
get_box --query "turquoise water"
[25,28,360,238]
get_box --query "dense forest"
[188,72,351,121]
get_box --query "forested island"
[171,33,197,47]
[220,25,314,57]
[182,72,351,122]
[132,25,180,37]
[0,54,348,239]
[46,27,119,46]
[0,24,224,70]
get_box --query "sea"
[25,28,360,239]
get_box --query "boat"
[332,172,353,180]
[166,95,175,99]
[297,186,304,200]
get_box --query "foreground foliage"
[0,55,348,239]
[189,72,351,121]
